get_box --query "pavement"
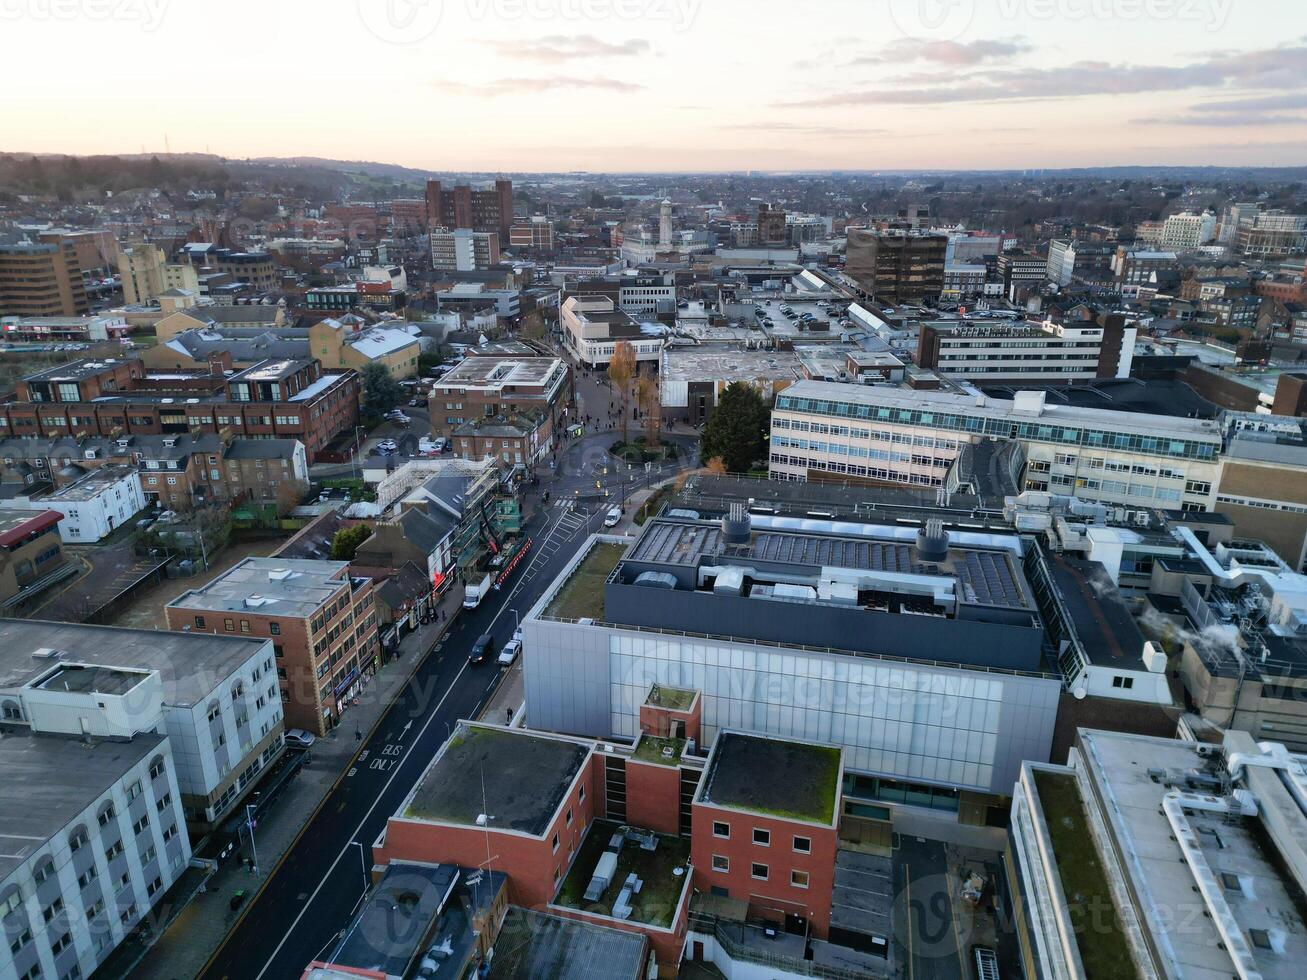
[176,497,612,980]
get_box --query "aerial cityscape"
[3,2,1307,979]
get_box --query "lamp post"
[245,805,259,874]
[349,840,370,890]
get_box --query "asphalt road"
[198,499,609,980]
[893,835,965,980]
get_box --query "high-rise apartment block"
[844,229,946,303]
[0,243,88,318]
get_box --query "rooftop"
[645,685,695,710]
[632,735,686,767]
[0,619,267,706]
[403,724,590,836]
[436,355,566,389]
[778,378,1223,443]
[700,731,841,825]
[0,508,61,547]
[487,906,648,980]
[166,556,354,619]
[543,541,626,621]
[42,464,138,501]
[553,819,691,929]
[329,862,459,978]
[0,729,164,879]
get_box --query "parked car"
[284,728,316,749]
[498,630,523,666]
[377,439,398,454]
[470,632,494,664]
[603,506,622,528]
[408,397,427,407]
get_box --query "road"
[893,835,965,980]
[198,499,609,980]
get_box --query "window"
[751,863,769,880]
[713,821,730,839]
[565,808,573,827]
[41,896,63,923]
[77,866,97,889]
[223,618,234,632]
[68,828,88,853]
[239,620,250,633]
[98,804,116,827]
[194,616,206,630]
[579,785,585,803]
[149,757,166,780]
[18,965,41,980]
[9,927,30,955]
[1112,676,1135,690]
[127,781,142,801]
[33,860,54,885]
[50,931,72,955]
[791,870,810,889]
[104,841,123,861]
[753,828,771,846]
[711,854,729,872]
[269,622,280,636]
[793,835,811,853]
[132,814,149,835]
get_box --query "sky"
[2,0,1305,171]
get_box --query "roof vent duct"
[915,518,949,564]
[721,501,751,545]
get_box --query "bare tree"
[636,375,662,448]
[607,341,637,444]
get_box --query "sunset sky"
[3,0,1304,171]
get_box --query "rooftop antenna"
[475,760,500,919]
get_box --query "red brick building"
[2,356,358,461]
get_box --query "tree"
[636,375,662,448]
[699,382,768,473]
[360,362,403,417]
[607,341,637,444]
[704,456,728,476]
[518,310,547,345]
[331,524,373,561]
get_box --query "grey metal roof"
[487,907,647,980]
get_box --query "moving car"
[603,506,622,528]
[498,630,523,666]
[284,728,316,749]
[470,632,494,664]
[377,439,398,454]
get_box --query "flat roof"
[0,619,267,706]
[403,724,589,836]
[488,906,647,980]
[660,346,802,383]
[0,729,164,879]
[23,358,130,383]
[437,355,565,388]
[1073,730,1307,980]
[1046,554,1148,668]
[778,379,1223,442]
[42,464,136,501]
[0,508,61,545]
[553,819,691,929]
[700,731,841,825]
[167,557,353,619]
[331,862,458,977]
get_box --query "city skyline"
[3,0,1305,171]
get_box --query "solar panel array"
[728,532,919,574]
[955,551,1027,608]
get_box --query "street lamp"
[245,805,259,874]
[349,840,370,890]
[352,425,366,480]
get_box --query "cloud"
[779,42,1307,108]
[718,122,890,138]
[1134,112,1307,126]
[850,37,1031,67]
[1188,92,1307,112]
[438,75,644,96]
[479,34,651,62]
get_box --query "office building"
[844,229,946,303]
[425,179,514,242]
[768,380,1223,510]
[997,251,1048,297]
[1112,247,1178,288]
[0,242,88,318]
[916,309,1135,382]
[116,244,198,305]
[17,464,146,543]
[0,314,129,344]
[0,618,284,827]
[166,557,379,736]
[756,203,788,245]
[509,215,555,251]
[1009,729,1307,980]
[1215,416,1307,569]
[1045,239,1116,286]
[1237,211,1307,258]
[430,228,502,271]
[0,510,71,610]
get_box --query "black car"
[470,633,494,663]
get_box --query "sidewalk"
[131,584,468,980]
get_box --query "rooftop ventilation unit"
[267,569,293,581]
[915,518,949,564]
[721,501,751,545]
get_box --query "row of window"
[710,821,811,852]
[708,855,810,888]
